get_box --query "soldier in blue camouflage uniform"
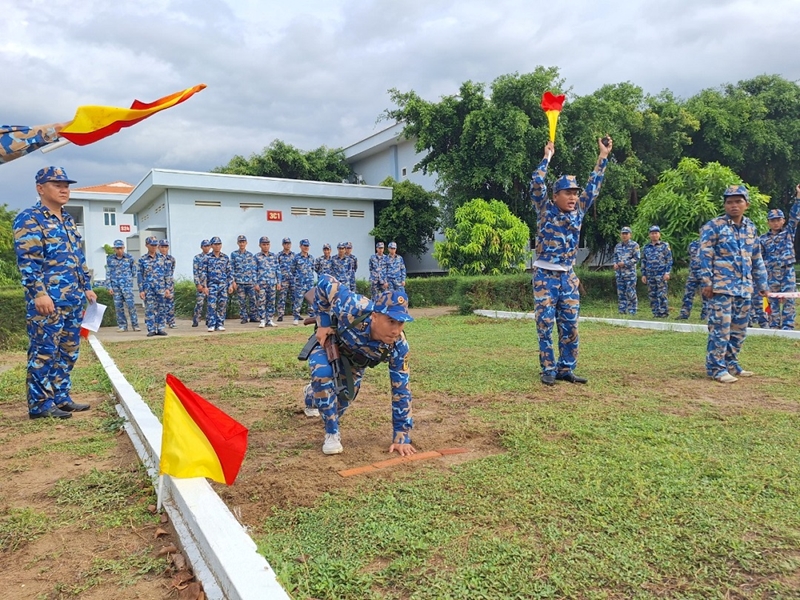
[291,239,316,325]
[530,138,611,386]
[612,227,639,314]
[302,274,416,456]
[158,240,177,328]
[14,166,96,419]
[314,243,334,277]
[386,242,407,291]
[369,242,388,300]
[700,185,768,383]
[276,237,295,322]
[345,241,358,292]
[138,237,171,337]
[678,237,710,321]
[192,240,211,327]
[231,235,259,324]
[641,226,673,318]
[106,239,140,332]
[203,236,234,331]
[331,242,350,286]
[1,123,66,164]
[255,236,281,327]
[760,188,800,329]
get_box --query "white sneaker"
[322,432,343,455]
[302,384,319,417]
[217,325,226,331]
[207,327,215,332]
[267,319,277,327]
[715,373,738,384]
[259,320,266,328]
[735,370,754,377]
[304,406,320,417]
[293,319,300,326]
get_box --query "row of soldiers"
[613,196,799,329]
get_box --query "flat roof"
[122,168,392,214]
[342,122,409,162]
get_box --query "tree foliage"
[632,158,769,266]
[213,140,353,183]
[370,178,441,260]
[432,199,530,275]
[0,204,19,286]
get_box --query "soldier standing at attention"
[386,242,407,291]
[138,237,170,337]
[331,242,349,286]
[204,236,234,332]
[700,185,768,383]
[530,137,611,386]
[345,241,358,292]
[276,237,295,322]
[314,243,334,277]
[231,235,258,324]
[369,242,388,300]
[158,239,177,328]
[106,239,140,332]
[255,236,281,328]
[291,239,316,325]
[678,236,710,321]
[14,166,95,419]
[760,188,800,329]
[641,226,673,318]
[192,240,211,327]
[612,227,639,315]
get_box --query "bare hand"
[231,282,238,292]
[599,136,613,158]
[701,286,714,300]
[664,273,670,282]
[34,295,55,316]
[759,290,768,297]
[544,141,555,160]
[277,283,282,291]
[139,291,145,300]
[315,325,333,346]
[388,443,417,457]
[642,276,647,284]
[85,290,97,303]
[796,183,800,197]
[228,286,235,295]
[165,290,172,299]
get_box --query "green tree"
[370,177,441,259]
[0,204,19,286]
[213,140,353,183]
[632,158,769,266]
[432,199,530,275]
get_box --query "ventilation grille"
[240,202,264,210]
[291,207,327,217]
[195,200,222,207]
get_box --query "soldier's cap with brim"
[237,235,247,242]
[620,227,632,234]
[201,240,211,247]
[388,242,397,249]
[337,242,345,249]
[649,225,661,233]
[282,237,291,244]
[145,236,159,246]
[36,166,76,185]
[259,236,270,244]
[209,236,222,244]
[553,175,581,194]
[300,239,310,246]
[722,184,749,201]
[373,289,414,322]
[767,209,785,220]
[113,239,125,248]
[346,242,353,248]
[375,242,385,248]
[158,239,169,247]
[323,243,331,250]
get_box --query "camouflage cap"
[649,225,661,233]
[767,209,785,220]
[375,241,385,248]
[722,184,749,201]
[201,239,211,247]
[282,237,291,244]
[322,243,331,250]
[300,239,310,246]
[346,241,353,249]
[158,239,169,247]
[145,236,159,246]
[620,227,632,234]
[237,235,247,242]
[259,236,270,244]
[388,241,397,249]
[337,242,346,249]
[113,239,125,248]
[36,166,76,185]
[373,289,414,323]
[209,236,222,244]
[553,175,581,194]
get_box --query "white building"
[121,169,391,282]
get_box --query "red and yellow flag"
[159,373,248,485]
[60,84,206,146]
[763,295,771,316]
[540,91,566,143]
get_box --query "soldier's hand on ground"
[35,295,55,316]
[139,291,145,300]
[664,273,670,281]
[701,286,714,300]
[315,326,333,346]
[544,141,555,159]
[388,443,417,457]
[599,136,613,158]
[85,290,97,303]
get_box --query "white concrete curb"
[473,309,800,339]
[87,335,291,600]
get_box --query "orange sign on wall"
[119,224,131,232]
[267,211,283,222]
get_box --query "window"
[103,207,116,226]
[401,167,407,177]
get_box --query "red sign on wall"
[267,211,283,222]
[119,224,131,232]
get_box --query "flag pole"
[157,474,164,512]
[41,139,72,153]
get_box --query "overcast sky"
[2,0,798,210]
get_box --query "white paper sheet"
[81,301,107,332]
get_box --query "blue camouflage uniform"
[291,241,316,320]
[345,242,358,292]
[14,167,92,416]
[530,156,607,379]
[231,236,258,323]
[158,240,176,327]
[699,186,768,380]
[386,243,407,291]
[106,241,139,330]
[331,243,350,287]
[303,274,413,445]
[1,124,61,165]
[138,239,170,334]
[192,241,211,326]
[641,231,673,317]
[314,245,334,277]
[203,238,233,330]
[276,240,295,320]
[760,200,800,329]
[612,231,639,315]
[679,239,710,321]
[369,244,388,300]
[255,237,282,323]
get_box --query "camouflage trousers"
[748,297,769,329]
[193,290,207,325]
[766,264,796,329]
[257,284,277,321]
[370,282,385,301]
[387,280,404,292]
[165,285,176,326]
[533,268,580,377]
[706,294,751,379]
[206,282,229,328]
[276,281,293,318]
[111,284,139,329]
[615,274,637,314]
[26,304,82,415]
[306,343,364,435]
[235,284,258,321]
[143,290,168,333]
[646,275,669,317]
[349,276,357,293]
[292,280,315,320]
[679,273,710,320]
